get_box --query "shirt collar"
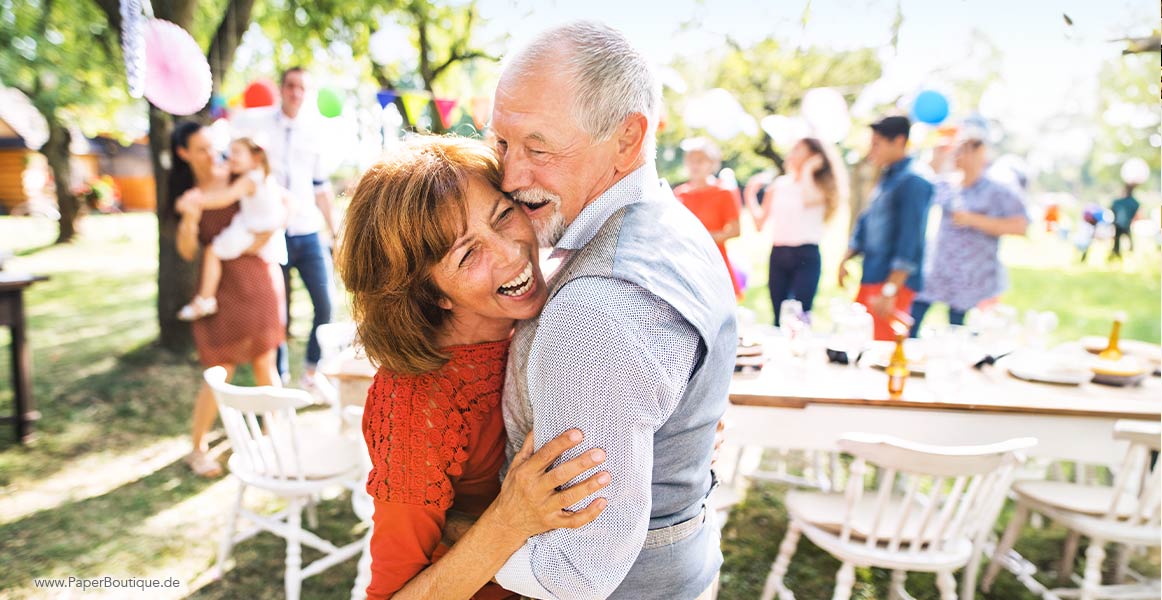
[883,155,913,178]
[554,163,661,252]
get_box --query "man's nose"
[501,153,531,193]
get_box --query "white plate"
[1080,336,1162,366]
[1003,352,1092,386]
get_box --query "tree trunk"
[151,106,199,352]
[42,115,78,244]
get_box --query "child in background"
[177,137,288,320]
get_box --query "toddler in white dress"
[178,137,288,321]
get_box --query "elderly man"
[490,21,737,600]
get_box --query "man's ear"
[612,113,648,172]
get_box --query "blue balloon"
[912,90,949,125]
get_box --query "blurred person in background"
[1109,183,1140,261]
[248,67,336,390]
[837,115,934,340]
[745,136,847,326]
[910,124,1029,335]
[674,137,742,299]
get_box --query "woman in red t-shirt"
[337,137,611,599]
[673,137,742,300]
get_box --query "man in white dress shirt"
[249,67,336,387]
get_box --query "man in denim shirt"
[838,115,934,340]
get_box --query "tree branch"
[92,0,121,33]
[431,49,498,80]
[207,0,258,91]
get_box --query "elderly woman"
[910,129,1029,335]
[337,135,610,599]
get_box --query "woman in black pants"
[744,137,847,325]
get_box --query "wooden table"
[0,273,48,444]
[728,338,1160,599]
[729,346,1160,465]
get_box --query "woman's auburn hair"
[337,135,502,375]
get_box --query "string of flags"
[211,83,491,131]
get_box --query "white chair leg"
[1112,543,1132,584]
[1058,529,1082,585]
[982,502,1029,591]
[829,451,842,492]
[350,527,373,600]
[936,570,957,600]
[888,570,906,600]
[216,481,246,578]
[285,498,303,600]
[832,562,856,600]
[760,523,801,600]
[1081,539,1106,600]
[306,494,319,529]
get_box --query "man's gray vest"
[503,180,738,599]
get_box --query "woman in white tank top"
[744,137,847,325]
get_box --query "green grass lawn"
[0,213,1157,599]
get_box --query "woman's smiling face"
[431,176,549,334]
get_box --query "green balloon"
[317,88,343,118]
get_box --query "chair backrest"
[836,433,1037,554]
[204,366,317,482]
[316,322,358,366]
[1106,419,1161,527]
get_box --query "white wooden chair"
[760,433,1036,600]
[982,420,1161,600]
[205,366,369,600]
[311,321,359,406]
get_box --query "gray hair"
[503,21,661,161]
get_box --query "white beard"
[537,208,568,248]
[513,188,566,248]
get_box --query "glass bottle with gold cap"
[1099,311,1127,361]
[886,326,910,398]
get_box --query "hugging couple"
[339,21,737,600]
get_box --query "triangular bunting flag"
[434,98,458,129]
[376,89,398,109]
[400,91,432,125]
[470,96,492,130]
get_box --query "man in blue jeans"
[251,67,335,388]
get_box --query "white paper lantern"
[1121,157,1149,185]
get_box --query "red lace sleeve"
[362,370,467,510]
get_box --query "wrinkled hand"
[491,430,610,539]
[869,293,894,321]
[837,260,850,289]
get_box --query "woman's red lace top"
[362,338,517,600]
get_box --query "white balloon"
[1121,157,1149,185]
[369,22,416,66]
[761,114,809,151]
[801,87,850,144]
[656,66,688,94]
[684,88,757,140]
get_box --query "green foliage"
[0,0,130,139]
[1089,52,1161,193]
